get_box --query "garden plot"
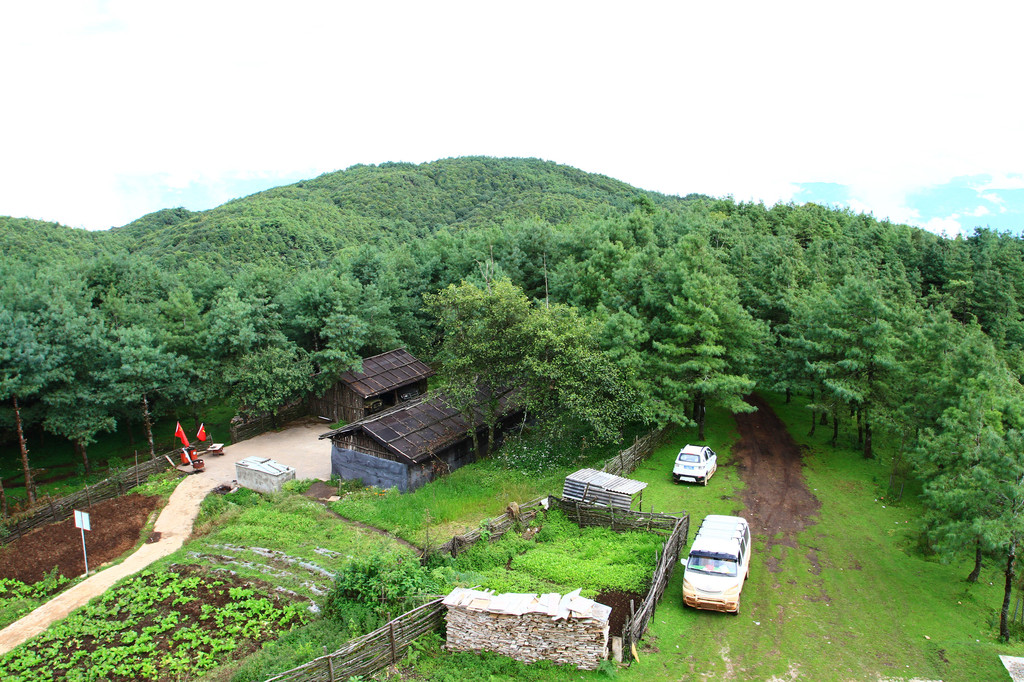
[0,492,165,630]
[0,564,309,681]
[443,509,666,637]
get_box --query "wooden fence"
[0,454,180,544]
[229,401,309,443]
[264,598,446,682]
[602,428,671,478]
[620,514,688,660]
[263,430,679,680]
[434,497,547,557]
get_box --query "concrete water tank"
[235,456,297,493]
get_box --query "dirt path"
[0,418,333,656]
[303,481,423,556]
[731,394,821,567]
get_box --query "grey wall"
[332,447,410,492]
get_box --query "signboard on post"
[74,510,91,575]
[74,510,91,531]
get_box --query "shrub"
[323,553,439,624]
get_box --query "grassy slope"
[330,437,628,547]
[627,394,1024,682]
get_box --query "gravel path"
[0,419,331,655]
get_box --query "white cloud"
[923,216,966,239]
[980,193,1008,212]
[2,1,1024,230]
[969,205,991,218]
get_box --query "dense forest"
[5,156,1024,635]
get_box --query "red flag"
[197,423,207,442]
[174,422,190,447]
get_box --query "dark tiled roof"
[339,349,433,399]
[320,391,515,464]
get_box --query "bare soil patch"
[732,394,821,560]
[594,589,646,637]
[0,493,162,584]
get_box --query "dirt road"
[731,394,820,567]
[0,419,332,655]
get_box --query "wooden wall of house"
[311,378,431,424]
[331,432,402,462]
[309,384,367,423]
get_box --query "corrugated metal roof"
[338,348,434,399]
[562,468,647,508]
[564,468,647,495]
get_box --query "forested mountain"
[5,156,1024,632]
[107,157,669,270]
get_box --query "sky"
[2,1,1023,238]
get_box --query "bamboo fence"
[263,598,446,682]
[0,453,181,544]
[549,495,681,534]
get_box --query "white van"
[673,445,717,485]
[682,515,751,614]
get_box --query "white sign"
[74,510,91,532]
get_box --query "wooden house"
[309,348,433,424]
[319,391,519,492]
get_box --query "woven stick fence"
[435,497,547,557]
[549,495,681,535]
[602,428,671,478]
[0,453,181,544]
[620,515,688,661]
[266,431,683,680]
[264,598,446,682]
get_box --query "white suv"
[682,515,752,614]
[672,444,717,485]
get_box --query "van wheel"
[702,477,708,487]
[731,598,740,616]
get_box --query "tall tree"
[647,234,768,439]
[0,308,59,509]
[797,277,902,458]
[916,358,1024,640]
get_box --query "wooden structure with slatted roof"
[309,348,434,423]
[319,391,519,492]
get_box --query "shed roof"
[564,468,648,495]
[319,390,515,464]
[339,348,433,399]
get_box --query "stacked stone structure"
[443,588,610,671]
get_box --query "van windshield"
[677,454,701,463]
[687,555,738,577]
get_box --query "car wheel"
[731,598,740,616]
[703,476,708,486]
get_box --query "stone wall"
[443,588,610,671]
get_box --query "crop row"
[0,565,310,682]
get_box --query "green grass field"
[627,393,1024,682]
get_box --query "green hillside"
[106,157,669,270]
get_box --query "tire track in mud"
[731,394,821,570]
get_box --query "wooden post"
[389,618,398,663]
[135,450,140,488]
[326,655,335,682]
